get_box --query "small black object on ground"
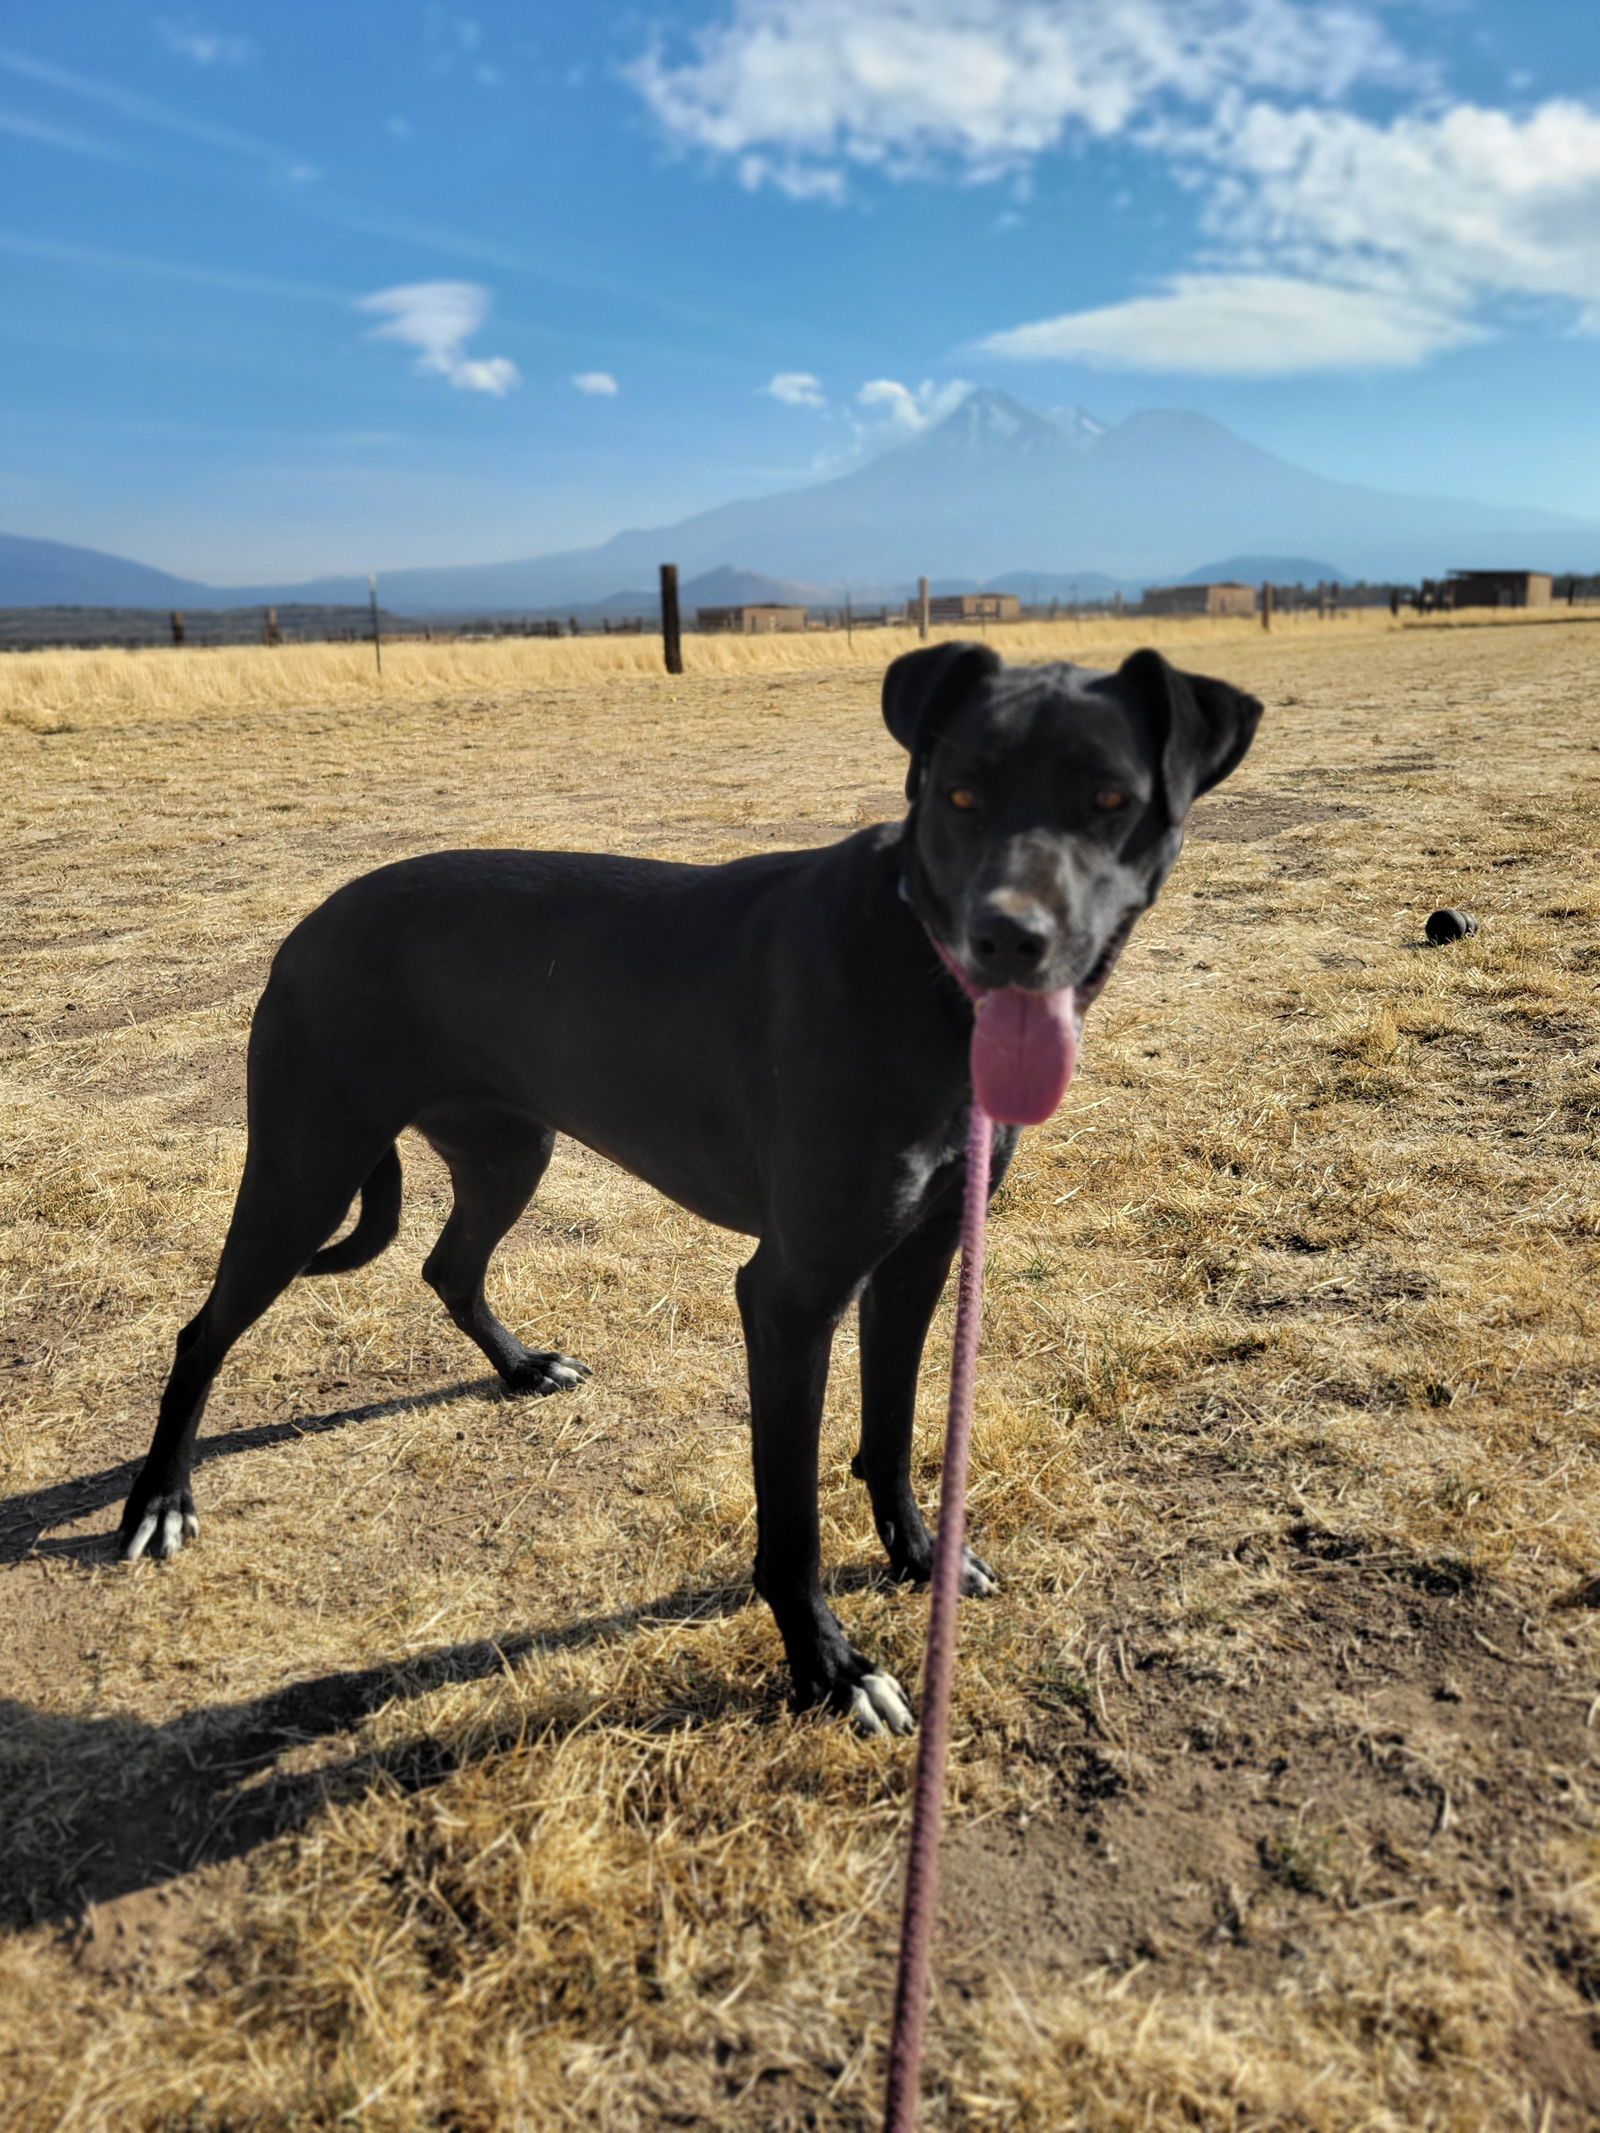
[1425,908,1480,945]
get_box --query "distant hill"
[0,532,213,608]
[5,389,1596,612]
[1175,555,1350,587]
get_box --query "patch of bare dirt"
[71,1863,249,1990]
[944,1545,1600,2122]
[1189,792,1366,841]
[3,960,269,1045]
[103,1040,245,1126]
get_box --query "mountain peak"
[920,386,1083,460]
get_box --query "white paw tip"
[181,1511,201,1540]
[123,1512,158,1562]
[851,1672,916,1737]
[967,1564,1000,1598]
[158,1508,185,1558]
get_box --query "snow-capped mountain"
[3,388,1593,612]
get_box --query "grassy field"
[3,616,1600,2128]
[3,603,1591,733]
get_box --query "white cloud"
[766,370,826,406]
[980,273,1481,373]
[156,21,252,66]
[1202,99,1600,320]
[983,96,1600,374]
[625,1,1600,378]
[629,0,1406,196]
[572,370,619,394]
[358,281,521,395]
[857,376,973,428]
[452,356,520,392]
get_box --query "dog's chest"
[889,1125,968,1227]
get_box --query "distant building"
[918,592,1022,623]
[696,603,809,633]
[1141,581,1257,617]
[1444,569,1553,609]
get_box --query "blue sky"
[5,1,1600,581]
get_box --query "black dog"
[118,642,1259,1732]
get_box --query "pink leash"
[883,940,995,2132]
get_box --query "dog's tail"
[305,1144,403,1275]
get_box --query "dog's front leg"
[856,1214,999,1597]
[736,1247,915,1737]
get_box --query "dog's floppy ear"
[1117,648,1262,822]
[883,641,1002,801]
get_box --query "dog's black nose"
[969,904,1053,986]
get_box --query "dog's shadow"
[0,1378,500,1567]
[1,1381,761,1930]
[0,1576,754,1932]
[2,1384,902,1933]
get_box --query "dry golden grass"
[4,601,1591,733]
[5,614,1600,2127]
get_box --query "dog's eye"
[1094,790,1128,812]
[947,788,979,812]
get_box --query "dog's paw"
[890,1541,1001,1596]
[959,1545,1000,1598]
[119,1493,200,1563]
[501,1350,591,1397]
[845,1671,916,1738]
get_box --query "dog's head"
[884,641,1261,1004]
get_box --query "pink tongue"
[970,986,1078,1125]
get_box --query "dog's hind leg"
[855,1215,1000,1598]
[120,1124,396,1562]
[419,1110,591,1396]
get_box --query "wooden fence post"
[660,564,683,676]
[263,606,280,647]
[918,576,929,641]
[1261,582,1273,632]
[368,575,382,676]
[170,611,185,647]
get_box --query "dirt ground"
[4,616,1600,2129]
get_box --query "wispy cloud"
[155,20,253,67]
[359,281,521,395]
[0,106,122,157]
[425,10,503,89]
[630,0,1408,198]
[0,45,723,330]
[765,370,826,406]
[572,370,619,394]
[0,43,284,162]
[0,230,335,301]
